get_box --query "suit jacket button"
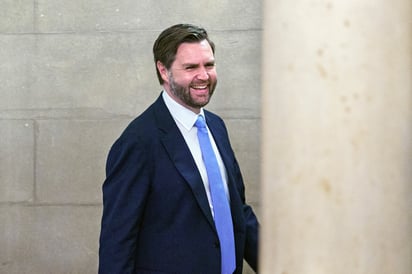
[214,241,220,248]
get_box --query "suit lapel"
[204,112,234,185]
[153,96,215,230]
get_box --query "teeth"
[191,85,207,89]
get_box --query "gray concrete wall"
[1,1,262,273]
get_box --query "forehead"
[174,40,214,64]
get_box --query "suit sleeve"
[98,135,151,274]
[243,202,259,271]
[233,157,260,272]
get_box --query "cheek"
[209,72,217,82]
[208,68,217,77]
[176,74,195,85]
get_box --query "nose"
[196,67,209,80]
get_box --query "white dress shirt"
[162,91,230,214]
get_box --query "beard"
[168,72,217,109]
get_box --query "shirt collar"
[162,90,205,131]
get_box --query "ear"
[156,61,169,83]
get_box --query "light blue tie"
[195,115,236,274]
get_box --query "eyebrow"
[181,60,216,67]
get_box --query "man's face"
[158,40,217,113]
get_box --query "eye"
[184,65,197,71]
[205,63,215,69]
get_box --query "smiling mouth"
[190,84,209,90]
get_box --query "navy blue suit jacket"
[99,94,259,274]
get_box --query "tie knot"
[195,115,207,129]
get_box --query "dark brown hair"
[153,24,215,84]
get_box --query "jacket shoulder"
[118,95,166,141]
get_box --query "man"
[99,23,259,274]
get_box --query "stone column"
[260,1,412,273]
